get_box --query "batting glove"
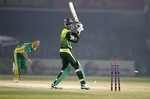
[77,26,84,34]
[76,22,84,28]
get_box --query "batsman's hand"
[77,27,84,34]
[76,22,84,34]
[76,22,84,29]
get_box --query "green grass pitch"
[0,75,150,99]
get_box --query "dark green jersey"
[15,43,34,54]
[60,28,79,49]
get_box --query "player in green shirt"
[51,18,89,90]
[12,40,40,83]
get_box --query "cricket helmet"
[64,18,73,27]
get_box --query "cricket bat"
[69,2,79,23]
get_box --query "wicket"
[111,62,121,91]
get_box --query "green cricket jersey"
[60,28,79,49]
[15,43,34,54]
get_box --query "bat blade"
[69,2,79,22]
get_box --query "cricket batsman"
[51,18,89,90]
[12,40,40,83]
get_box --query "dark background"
[0,0,150,61]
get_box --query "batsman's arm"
[73,32,80,37]
[66,32,80,43]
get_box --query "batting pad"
[54,60,87,86]
[54,65,72,85]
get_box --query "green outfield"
[0,75,150,99]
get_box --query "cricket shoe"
[81,84,90,90]
[12,62,16,73]
[51,84,63,89]
[13,79,19,83]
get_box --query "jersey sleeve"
[15,46,25,53]
[24,46,29,53]
[15,43,29,53]
[66,32,80,43]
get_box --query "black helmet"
[64,18,73,27]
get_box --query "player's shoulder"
[20,42,31,48]
[62,28,71,35]
[23,42,31,45]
